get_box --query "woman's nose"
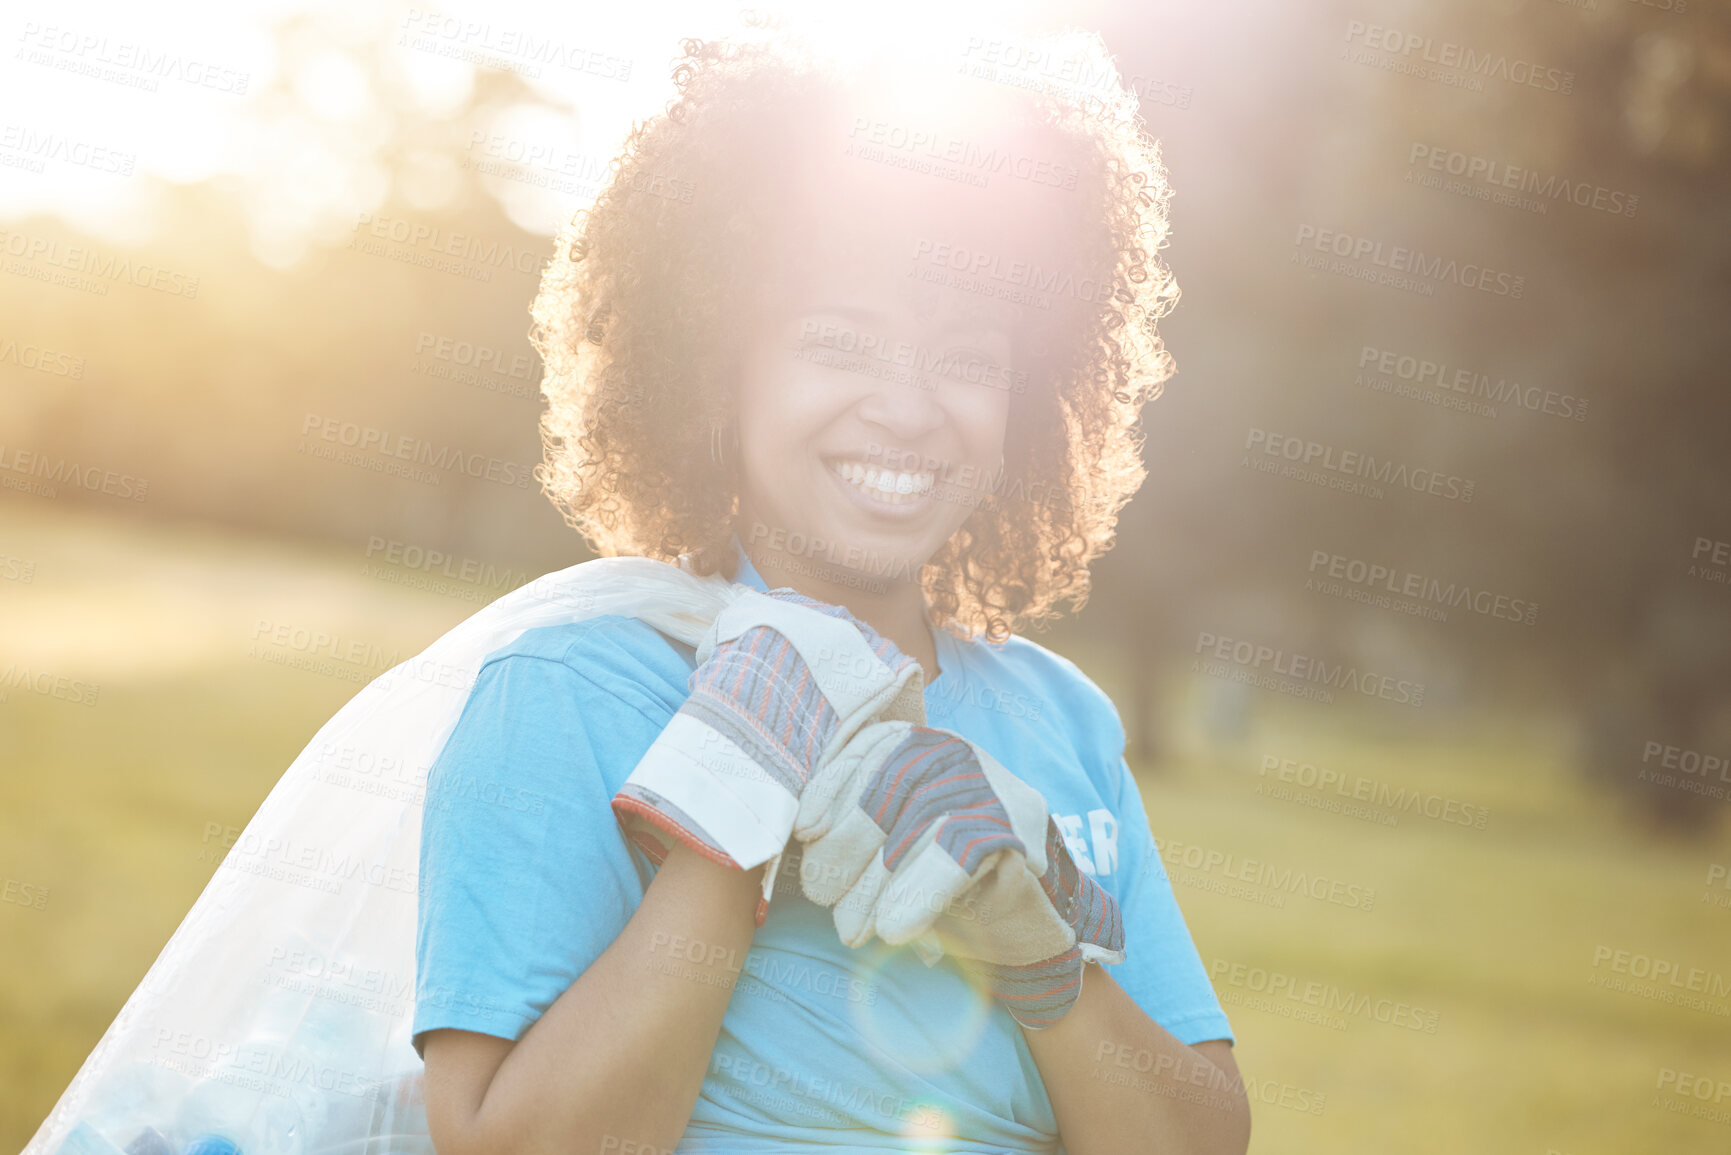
[856,373,944,442]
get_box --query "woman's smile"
[823,454,939,518]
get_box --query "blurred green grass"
[3,503,1728,1154]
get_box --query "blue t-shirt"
[414,546,1233,1153]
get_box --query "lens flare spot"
[849,944,998,1077]
[898,1099,955,1150]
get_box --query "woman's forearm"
[1024,966,1251,1155]
[427,845,764,1155]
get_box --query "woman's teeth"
[830,459,936,505]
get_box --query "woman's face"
[733,246,1017,584]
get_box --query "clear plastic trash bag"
[26,556,744,1155]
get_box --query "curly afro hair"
[531,20,1177,643]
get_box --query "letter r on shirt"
[1087,808,1118,876]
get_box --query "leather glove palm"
[794,720,1124,1027]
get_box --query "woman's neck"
[739,542,940,685]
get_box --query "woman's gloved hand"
[611,586,924,922]
[953,814,1126,1028]
[794,720,1124,1028]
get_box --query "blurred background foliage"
[5,0,1728,825]
[4,0,1731,1151]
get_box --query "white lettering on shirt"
[1087,808,1118,876]
[1054,812,1097,875]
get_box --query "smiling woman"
[532,24,1178,645]
[411,20,1243,1155]
[23,16,1246,1155]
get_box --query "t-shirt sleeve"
[411,649,672,1055]
[1102,756,1236,1047]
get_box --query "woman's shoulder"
[944,628,1128,758]
[954,628,1121,713]
[421,616,701,841]
[474,614,697,725]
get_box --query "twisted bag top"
[26,556,751,1155]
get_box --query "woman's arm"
[1025,965,1250,1155]
[422,845,762,1155]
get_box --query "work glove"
[794,720,1124,1028]
[612,587,925,924]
